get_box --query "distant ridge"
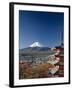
[20,47,51,53]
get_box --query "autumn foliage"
[19,62,54,79]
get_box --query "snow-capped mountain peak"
[29,42,43,47]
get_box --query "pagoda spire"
[60,31,63,46]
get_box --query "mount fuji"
[19,42,51,54]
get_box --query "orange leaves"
[19,63,54,79]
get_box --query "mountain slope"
[19,47,51,53]
[19,42,52,54]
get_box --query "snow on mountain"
[29,42,43,47]
[19,42,52,54]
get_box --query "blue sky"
[19,10,64,49]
